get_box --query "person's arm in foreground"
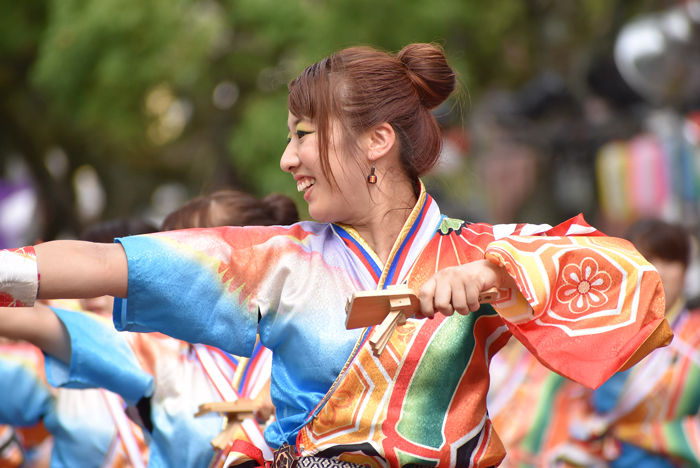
[0,240,126,363]
[35,241,128,299]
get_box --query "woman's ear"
[367,122,397,162]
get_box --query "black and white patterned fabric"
[296,456,365,468]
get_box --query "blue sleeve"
[44,308,154,406]
[0,356,54,426]
[112,230,265,357]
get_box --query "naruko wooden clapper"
[194,399,258,450]
[345,285,498,357]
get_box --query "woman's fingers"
[441,277,481,316]
[418,277,437,319]
[418,270,472,318]
[417,261,507,319]
[466,283,481,313]
[449,278,469,315]
[433,281,455,317]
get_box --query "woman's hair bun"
[262,193,300,225]
[396,43,456,110]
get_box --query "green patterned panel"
[522,373,565,454]
[676,364,700,417]
[395,448,439,467]
[396,305,496,448]
[663,421,696,463]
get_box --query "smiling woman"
[0,43,673,468]
[280,44,453,262]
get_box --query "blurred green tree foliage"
[0,0,661,238]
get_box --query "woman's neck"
[351,179,418,265]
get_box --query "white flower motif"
[556,257,612,314]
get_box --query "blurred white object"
[73,165,106,223]
[145,182,189,228]
[44,147,70,181]
[0,156,40,248]
[615,2,700,106]
[144,84,192,145]
[0,184,38,248]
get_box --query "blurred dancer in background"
[0,190,297,468]
[546,220,700,468]
[0,219,157,468]
[487,339,566,468]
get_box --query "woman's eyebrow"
[287,118,301,132]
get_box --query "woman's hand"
[417,259,513,319]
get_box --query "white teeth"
[296,178,316,192]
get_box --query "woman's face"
[79,295,115,318]
[649,257,686,313]
[280,112,371,224]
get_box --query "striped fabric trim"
[101,390,147,468]
[239,341,273,399]
[332,225,383,282]
[383,197,442,288]
[194,344,238,402]
[380,192,429,288]
[331,182,442,290]
[193,344,273,460]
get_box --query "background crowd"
[2,1,698,245]
[1,0,700,467]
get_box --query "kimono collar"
[332,180,443,288]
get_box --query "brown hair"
[160,190,299,231]
[626,219,691,269]
[80,218,158,243]
[288,43,457,188]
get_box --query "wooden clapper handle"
[194,399,258,450]
[369,287,498,357]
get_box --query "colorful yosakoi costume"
[0,339,148,468]
[44,308,273,468]
[545,300,700,468]
[106,183,670,468]
[0,425,28,468]
[0,342,53,468]
[487,339,568,468]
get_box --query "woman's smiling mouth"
[297,178,316,192]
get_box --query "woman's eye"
[286,130,314,144]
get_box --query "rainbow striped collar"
[331,181,443,289]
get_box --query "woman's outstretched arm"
[35,241,128,299]
[0,303,71,363]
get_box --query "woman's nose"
[280,143,299,173]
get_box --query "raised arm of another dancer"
[0,302,154,407]
[0,303,71,363]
